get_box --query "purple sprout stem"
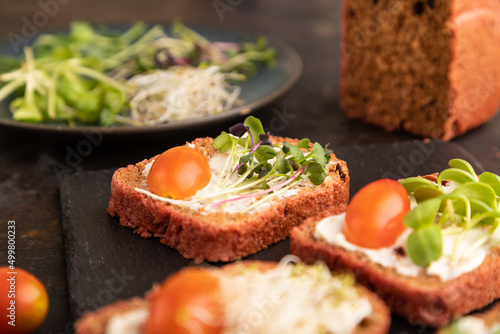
[247,129,256,150]
[231,133,262,174]
[212,167,305,208]
[232,162,244,175]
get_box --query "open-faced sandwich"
[108,116,349,263]
[75,257,390,334]
[437,301,500,334]
[291,159,500,327]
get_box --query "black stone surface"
[60,140,481,333]
[1,1,500,332]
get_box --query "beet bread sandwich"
[75,258,390,334]
[108,116,349,263]
[291,159,500,327]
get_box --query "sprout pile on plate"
[0,21,275,126]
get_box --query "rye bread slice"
[108,136,349,263]
[290,209,500,328]
[75,261,390,334]
[436,300,500,333]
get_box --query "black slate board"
[60,140,483,333]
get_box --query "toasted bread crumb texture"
[74,261,390,334]
[436,300,500,334]
[75,297,148,334]
[341,0,500,140]
[108,136,349,263]
[291,211,500,327]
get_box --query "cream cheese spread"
[105,307,148,334]
[135,153,324,215]
[450,316,500,334]
[218,258,372,334]
[314,212,500,281]
[105,260,373,334]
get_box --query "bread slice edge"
[74,260,390,334]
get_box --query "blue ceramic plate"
[0,24,302,136]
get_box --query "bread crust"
[290,209,500,328]
[75,297,149,334]
[108,136,349,263]
[340,0,500,140]
[436,301,500,333]
[75,261,390,334]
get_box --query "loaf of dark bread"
[340,0,500,140]
[108,136,349,263]
[75,261,391,334]
[291,208,500,327]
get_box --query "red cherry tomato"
[145,268,225,334]
[0,267,49,334]
[344,179,410,249]
[147,146,211,199]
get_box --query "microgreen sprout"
[0,21,276,126]
[204,116,332,211]
[400,159,500,267]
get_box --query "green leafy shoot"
[0,21,276,126]
[441,320,468,334]
[406,225,442,267]
[193,116,334,211]
[399,158,500,267]
[437,168,477,189]
[399,177,436,193]
[479,172,500,197]
[404,198,441,229]
[413,185,445,204]
[449,158,478,180]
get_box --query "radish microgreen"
[209,116,332,211]
[400,159,500,267]
[0,21,275,126]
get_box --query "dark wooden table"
[1,0,499,333]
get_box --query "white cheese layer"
[219,259,372,334]
[104,307,148,334]
[451,316,500,334]
[136,153,323,215]
[105,260,374,334]
[314,212,499,281]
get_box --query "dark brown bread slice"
[436,301,500,333]
[108,136,349,263]
[290,209,500,328]
[76,297,149,334]
[75,261,391,334]
[340,0,500,140]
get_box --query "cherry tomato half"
[147,146,211,199]
[0,267,49,334]
[145,268,225,334]
[344,179,410,249]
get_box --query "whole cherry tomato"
[0,267,49,334]
[344,179,410,249]
[145,268,225,334]
[147,146,212,199]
